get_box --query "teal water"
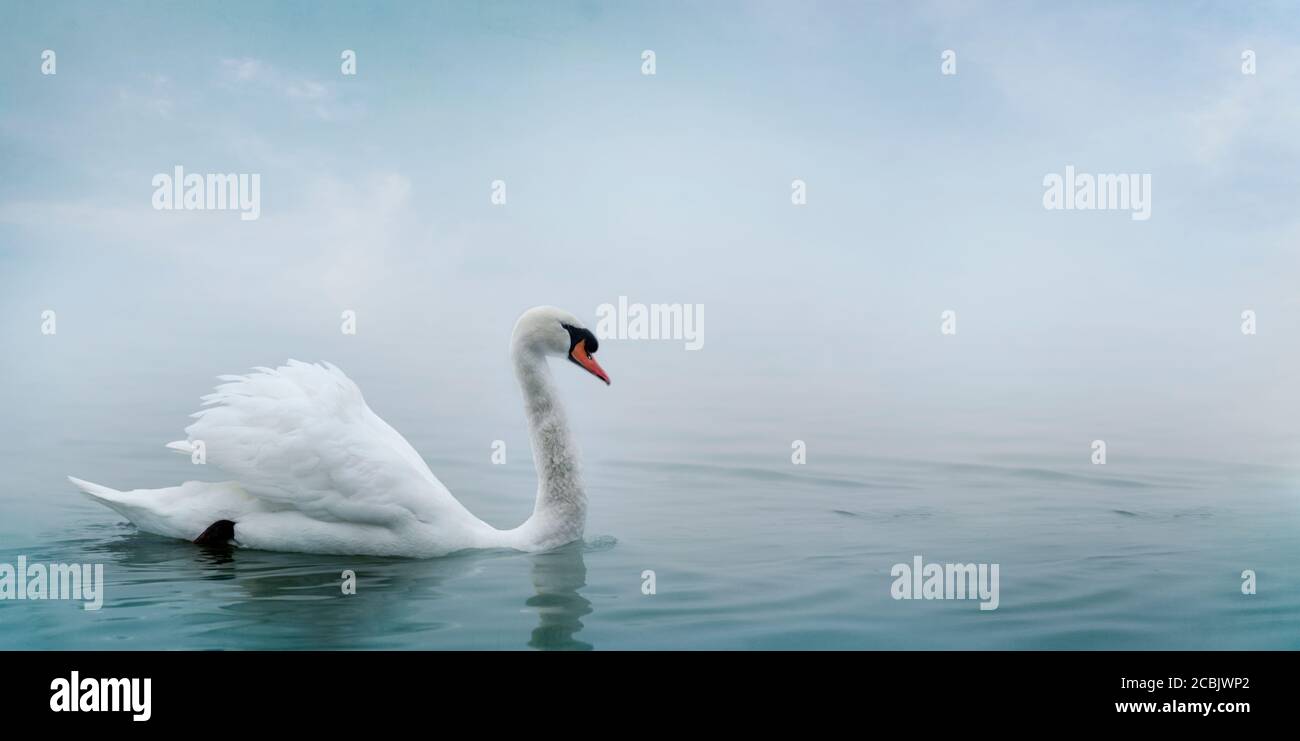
[2,430,1298,650]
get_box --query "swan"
[68,306,610,558]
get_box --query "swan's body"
[69,306,610,558]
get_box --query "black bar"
[0,650,1284,726]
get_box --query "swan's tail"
[67,476,165,532]
[69,475,256,542]
[68,475,122,503]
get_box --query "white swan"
[68,306,610,558]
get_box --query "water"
[3,427,1298,650]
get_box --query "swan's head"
[513,306,610,385]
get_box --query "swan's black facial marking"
[561,322,610,385]
[561,323,598,358]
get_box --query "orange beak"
[570,339,610,385]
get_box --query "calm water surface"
[2,419,1297,650]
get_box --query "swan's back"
[182,361,481,531]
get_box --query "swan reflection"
[525,542,592,651]
[38,523,601,650]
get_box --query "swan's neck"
[511,346,586,549]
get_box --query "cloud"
[220,57,266,82]
[0,200,162,239]
[115,75,174,118]
[1189,44,1300,165]
[1,167,411,260]
[217,57,355,121]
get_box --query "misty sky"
[2,1,1298,469]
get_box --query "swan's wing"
[178,360,473,528]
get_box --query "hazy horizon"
[3,0,1299,468]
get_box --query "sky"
[1,0,1299,469]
